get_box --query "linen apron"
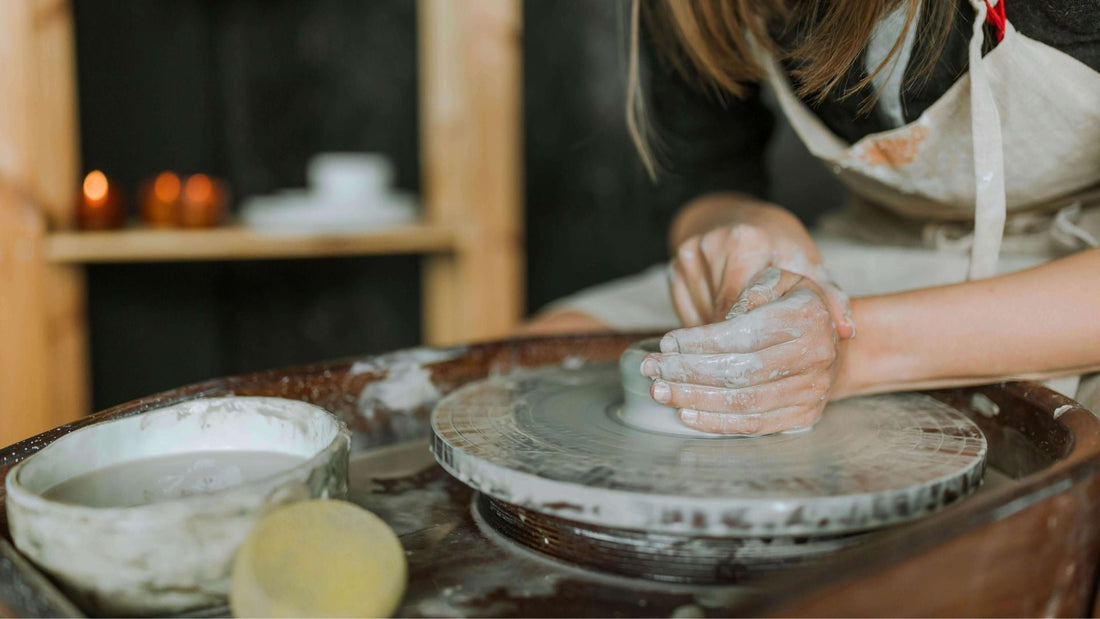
[549,0,1100,409]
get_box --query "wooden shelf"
[45,223,457,263]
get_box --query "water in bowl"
[41,451,306,508]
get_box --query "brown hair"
[628,0,957,176]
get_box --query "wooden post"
[418,0,525,345]
[0,0,87,446]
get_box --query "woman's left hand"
[641,267,846,435]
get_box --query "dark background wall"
[74,0,843,411]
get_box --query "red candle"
[76,170,125,230]
[179,174,227,228]
[139,171,182,227]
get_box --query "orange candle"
[76,170,125,230]
[139,171,182,227]
[179,174,227,228]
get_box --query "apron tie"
[966,0,1007,280]
[1051,202,1100,250]
[923,201,1100,256]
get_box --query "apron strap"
[966,0,1007,280]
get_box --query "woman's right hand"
[667,201,855,338]
[647,267,846,434]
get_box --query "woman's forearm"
[835,247,1100,398]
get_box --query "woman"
[526,0,1100,435]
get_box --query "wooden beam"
[419,0,525,345]
[0,0,86,446]
[0,198,52,448]
[0,1,51,446]
[29,0,80,226]
[33,0,88,435]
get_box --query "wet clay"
[618,339,719,438]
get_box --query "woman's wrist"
[830,295,911,399]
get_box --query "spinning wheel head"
[431,361,987,539]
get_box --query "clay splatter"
[970,393,1000,418]
[353,346,467,421]
[350,346,467,376]
[856,124,929,168]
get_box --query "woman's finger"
[724,267,805,319]
[642,351,775,388]
[679,403,824,435]
[674,238,714,320]
[650,373,824,414]
[668,263,705,327]
[641,339,834,387]
[821,284,857,340]
[701,226,772,317]
[661,288,828,354]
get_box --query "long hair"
[628,0,957,176]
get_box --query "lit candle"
[139,171,182,227]
[179,174,227,228]
[76,170,125,230]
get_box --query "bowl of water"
[4,396,351,616]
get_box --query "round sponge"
[230,500,407,618]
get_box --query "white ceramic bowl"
[618,338,720,438]
[5,396,351,616]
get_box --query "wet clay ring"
[617,338,722,438]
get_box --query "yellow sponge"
[230,500,407,618]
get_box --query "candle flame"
[184,173,214,204]
[83,170,109,203]
[153,171,181,203]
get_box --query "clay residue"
[857,124,928,168]
[970,393,1000,418]
[349,346,467,376]
[352,346,467,423]
[357,363,441,417]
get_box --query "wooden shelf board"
[46,223,457,263]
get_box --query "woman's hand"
[667,199,855,338]
[643,268,846,435]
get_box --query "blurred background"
[3,0,845,429]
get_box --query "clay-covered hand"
[643,267,847,435]
[668,218,855,339]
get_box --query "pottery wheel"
[431,363,987,539]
